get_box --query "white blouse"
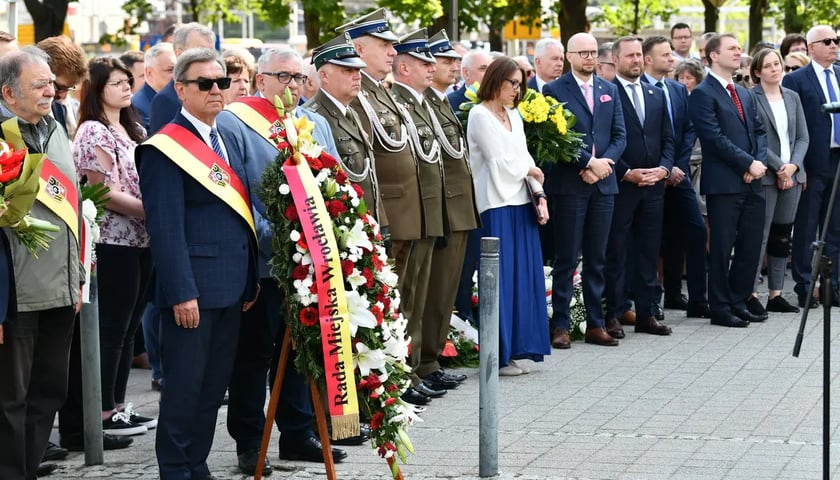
[467,103,537,214]
[768,97,791,164]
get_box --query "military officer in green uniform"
[303,34,385,225]
[416,29,481,389]
[338,8,442,405]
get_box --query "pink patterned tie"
[582,83,594,113]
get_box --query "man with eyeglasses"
[671,23,697,62]
[36,35,87,139]
[596,42,616,81]
[0,46,82,480]
[137,48,259,480]
[216,47,349,475]
[783,25,840,308]
[529,38,564,93]
[543,32,627,348]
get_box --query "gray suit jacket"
[751,84,809,186]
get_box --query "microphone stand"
[792,102,840,480]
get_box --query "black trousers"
[0,306,75,480]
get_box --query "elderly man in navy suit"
[528,38,564,93]
[216,47,347,475]
[149,23,216,134]
[447,50,492,117]
[688,34,767,328]
[131,42,175,132]
[783,25,840,308]
[604,36,675,339]
[641,36,710,318]
[138,48,259,480]
[543,32,627,348]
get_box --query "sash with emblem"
[143,124,256,239]
[225,96,282,143]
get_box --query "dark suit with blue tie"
[131,82,157,132]
[688,74,767,319]
[605,78,674,321]
[149,80,180,135]
[783,63,840,297]
[138,113,258,480]
[543,73,627,331]
[641,75,708,307]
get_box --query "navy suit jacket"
[641,76,696,188]
[138,113,258,309]
[612,78,675,183]
[542,73,627,195]
[217,104,339,278]
[131,83,156,132]
[527,75,539,92]
[782,63,840,180]
[149,80,180,135]
[447,85,468,115]
[688,75,767,195]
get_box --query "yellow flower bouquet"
[518,88,585,165]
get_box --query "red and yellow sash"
[225,96,281,143]
[283,157,360,439]
[144,124,256,239]
[0,118,78,243]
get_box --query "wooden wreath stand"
[253,325,404,480]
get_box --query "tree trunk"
[303,11,321,51]
[24,0,69,41]
[701,0,718,33]
[782,0,804,33]
[558,0,587,51]
[488,25,502,52]
[633,0,640,34]
[748,0,768,52]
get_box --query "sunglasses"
[180,77,232,91]
[733,73,751,83]
[785,65,801,72]
[811,37,840,46]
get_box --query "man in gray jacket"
[0,47,82,480]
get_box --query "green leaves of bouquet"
[518,88,586,165]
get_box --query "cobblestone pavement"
[46,292,840,479]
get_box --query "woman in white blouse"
[467,57,551,376]
[749,48,809,313]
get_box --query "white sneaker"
[499,365,523,376]
[103,411,147,436]
[123,402,157,430]
[509,359,531,374]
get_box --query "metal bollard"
[80,273,103,465]
[478,237,499,477]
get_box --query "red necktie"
[726,83,744,122]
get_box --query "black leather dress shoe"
[400,387,430,405]
[732,307,766,323]
[652,303,665,321]
[766,296,800,313]
[664,293,689,310]
[605,316,625,339]
[415,383,447,398]
[326,423,371,446]
[37,462,57,476]
[686,302,711,318]
[238,450,272,475]
[710,313,749,328]
[440,369,467,383]
[279,434,347,463]
[747,296,768,317]
[635,316,672,335]
[60,432,133,452]
[422,372,458,390]
[42,441,68,461]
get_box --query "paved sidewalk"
[47,296,840,479]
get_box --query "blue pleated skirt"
[478,203,551,366]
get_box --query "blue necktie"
[656,81,675,135]
[824,69,840,145]
[209,127,228,164]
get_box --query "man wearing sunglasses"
[138,48,259,480]
[216,47,349,475]
[783,25,840,308]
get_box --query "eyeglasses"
[785,65,801,72]
[106,78,134,89]
[180,77,232,91]
[53,81,76,93]
[260,72,308,84]
[504,79,521,89]
[569,50,597,59]
[811,37,840,46]
[598,61,615,67]
[733,73,751,83]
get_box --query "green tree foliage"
[186,0,258,24]
[774,0,840,34]
[99,0,153,46]
[597,0,678,36]
[259,0,345,50]
[378,0,444,29]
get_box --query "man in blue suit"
[543,32,627,348]
[688,34,767,328]
[782,25,840,308]
[529,38,564,93]
[131,42,175,132]
[149,23,216,134]
[641,36,710,318]
[216,48,347,475]
[604,36,675,338]
[447,50,492,119]
[138,48,259,480]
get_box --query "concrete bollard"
[80,273,103,465]
[478,237,499,477]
